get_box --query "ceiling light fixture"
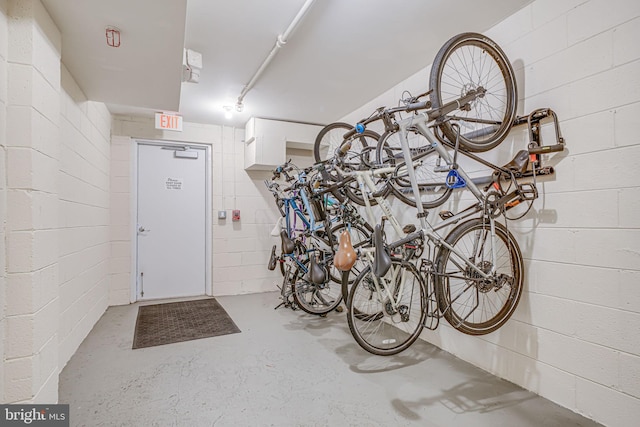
[223,106,233,120]
[235,101,244,113]
[105,26,121,48]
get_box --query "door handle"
[138,226,151,233]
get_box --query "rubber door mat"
[132,298,241,349]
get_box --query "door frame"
[130,139,213,302]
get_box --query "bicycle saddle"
[334,230,357,271]
[280,230,295,254]
[503,149,529,175]
[268,245,277,271]
[373,225,392,278]
[307,254,327,285]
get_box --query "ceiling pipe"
[236,0,317,111]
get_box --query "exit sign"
[155,113,183,131]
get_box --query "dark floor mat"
[132,298,241,349]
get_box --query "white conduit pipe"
[237,0,317,107]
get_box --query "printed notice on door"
[165,177,183,190]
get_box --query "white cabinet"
[244,117,323,170]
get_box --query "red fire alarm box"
[232,210,240,221]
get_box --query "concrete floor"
[59,292,602,427]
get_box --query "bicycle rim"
[434,218,523,335]
[347,261,426,356]
[430,33,517,152]
[292,259,342,315]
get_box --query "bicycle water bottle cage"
[307,255,327,285]
[446,169,466,189]
[355,123,365,134]
[280,230,295,254]
[373,225,392,278]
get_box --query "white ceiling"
[41,0,533,128]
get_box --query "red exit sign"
[155,113,183,131]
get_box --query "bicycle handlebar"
[342,87,484,141]
[405,100,431,112]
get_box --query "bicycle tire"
[291,258,343,315]
[376,129,452,209]
[314,122,352,163]
[429,32,517,152]
[346,260,426,356]
[434,218,523,335]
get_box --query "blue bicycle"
[266,161,372,314]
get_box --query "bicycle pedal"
[439,210,454,220]
[402,224,416,233]
[518,183,538,200]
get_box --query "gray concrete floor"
[59,292,602,427]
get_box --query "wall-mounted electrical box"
[218,210,227,220]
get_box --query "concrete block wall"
[110,117,282,304]
[1,0,111,403]
[109,134,132,306]
[4,0,62,403]
[57,64,111,368]
[340,0,640,425]
[0,0,8,405]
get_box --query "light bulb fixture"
[223,105,233,120]
[235,101,244,113]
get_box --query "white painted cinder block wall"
[57,65,111,370]
[341,0,640,425]
[0,0,9,405]
[1,0,111,403]
[109,117,282,305]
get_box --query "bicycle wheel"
[430,33,517,152]
[292,258,343,315]
[376,129,452,209]
[434,218,523,335]
[347,260,426,356]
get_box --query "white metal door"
[137,143,206,300]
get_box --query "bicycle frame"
[395,113,502,278]
[337,120,502,316]
[282,193,313,237]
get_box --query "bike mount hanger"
[446,169,466,189]
[512,108,566,177]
